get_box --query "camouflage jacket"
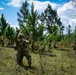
[15,40,31,52]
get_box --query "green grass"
[0,47,76,75]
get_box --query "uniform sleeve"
[25,40,31,44]
[14,41,19,50]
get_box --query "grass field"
[0,47,76,75]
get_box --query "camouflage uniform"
[15,34,32,67]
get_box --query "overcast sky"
[0,0,76,33]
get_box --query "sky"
[0,0,76,33]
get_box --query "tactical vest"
[16,41,27,53]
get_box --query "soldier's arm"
[13,29,20,50]
[15,29,20,43]
[25,40,31,44]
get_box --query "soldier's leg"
[26,55,32,67]
[24,50,32,67]
[16,53,23,65]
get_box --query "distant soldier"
[14,30,32,67]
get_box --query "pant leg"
[16,52,23,65]
[24,50,32,66]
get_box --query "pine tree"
[4,25,15,47]
[59,25,64,41]
[37,23,45,41]
[0,14,8,46]
[27,3,39,51]
[40,4,62,34]
[0,14,8,36]
[66,24,72,46]
[67,24,72,38]
[17,0,29,25]
[39,4,63,49]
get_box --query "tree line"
[0,0,76,51]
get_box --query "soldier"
[14,31,32,67]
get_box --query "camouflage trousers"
[16,50,32,66]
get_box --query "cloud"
[7,0,25,7]
[7,0,37,7]
[7,21,19,29]
[10,24,19,29]
[6,0,59,16]
[7,0,59,9]
[0,7,4,10]
[29,1,59,14]
[57,1,76,32]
